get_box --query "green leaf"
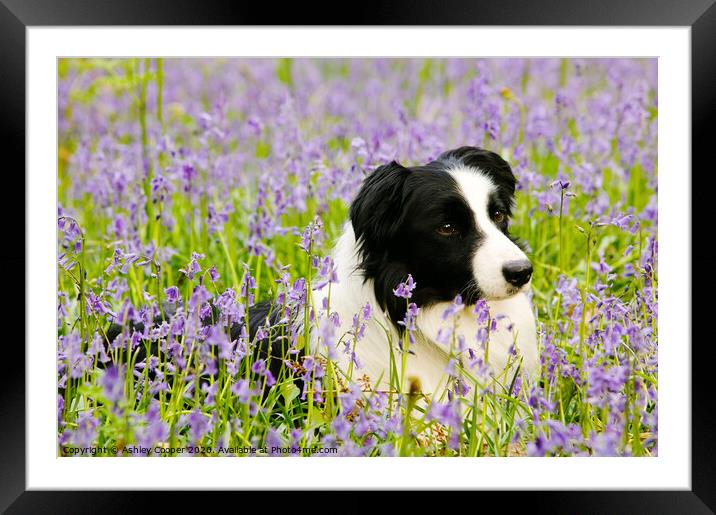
[276,58,293,86]
[255,141,272,159]
[281,382,300,405]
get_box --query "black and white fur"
[311,146,538,395]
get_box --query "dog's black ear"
[350,161,411,257]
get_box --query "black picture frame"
[2,0,713,512]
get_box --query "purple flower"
[426,399,461,430]
[251,359,276,387]
[165,286,180,303]
[101,365,124,404]
[397,302,420,348]
[207,204,231,235]
[610,213,633,231]
[57,395,64,426]
[313,256,339,290]
[442,294,464,320]
[70,412,99,449]
[393,274,416,299]
[209,265,220,282]
[591,254,613,275]
[550,179,571,190]
[205,325,234,360]
[240,266,256,306]
[180,252,204,280]
[136,401,169,452]
[362,302,373,321]
[472,299,490,324]
[298,217,324,253]
[231,379,256,403]
[187,409,210,444]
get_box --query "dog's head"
[350,146,532,325]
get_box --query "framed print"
[4,0,715,512]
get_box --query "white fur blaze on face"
[449,167,530,300]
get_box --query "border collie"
[307,146,538,396]
[106,146,537,399]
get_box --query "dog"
[104,146,538,401]
[302,146,538,397]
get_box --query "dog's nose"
[502,260,533,288]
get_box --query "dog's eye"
[436,223,458,236]
[491,210,505,224]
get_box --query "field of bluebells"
[57,58,657,457]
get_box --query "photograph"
[56,57,658,458]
